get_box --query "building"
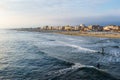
[80,24,85,27]
[74,26,81,31]
[64,25,72,31]
[88,25,103,31]
[42,26,49,30]
[83,27,89,31]
[103,25,120,32]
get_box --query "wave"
[57,41,97,53]
[98,47,120,63]
[47,63,118,80]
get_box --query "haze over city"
[0,0,120,28]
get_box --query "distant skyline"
[0,0,120,28]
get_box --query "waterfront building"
[103,25,120,32]
[88,25,103,31]
[64,25,72,31]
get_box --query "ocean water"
[0,29,120,80]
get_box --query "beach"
[14,28,120,38]
[57,31,120,38]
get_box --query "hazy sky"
[0,0,120,28]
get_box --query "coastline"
[13,29,120,38]
[56,31,120,38]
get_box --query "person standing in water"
[101,47,104,55]
[97,63,100,69]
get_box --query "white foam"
[57,41,96,53]
[71,63,85,69]
[50,63,94,76]
[98,49,120,63]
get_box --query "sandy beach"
[15,28,120,38]
[57,31,120,38]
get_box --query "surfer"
[97,47,105,55]
[97,63,100,69]
[101,47,104,55]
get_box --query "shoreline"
[13,29,120,38]
[56,31,120,38]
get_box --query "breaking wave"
[46,62,118,80]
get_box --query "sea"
[0,29,120,80]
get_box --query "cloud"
[0,0,111,18]
[0,0,120,28]
[54,15,120,26]
[0,0,109,13]
[0,5,7,11]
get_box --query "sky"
[0,0,120,28]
